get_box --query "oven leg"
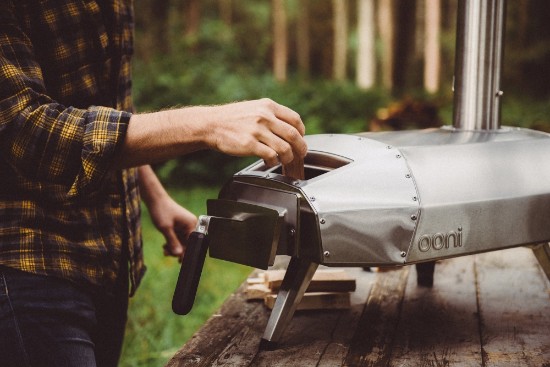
[532,242,550,282]
[259,256,319,350]
[416,261,436,287]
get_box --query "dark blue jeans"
[0,266,128,367]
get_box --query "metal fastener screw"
[289,228,296,237]
[406,174,411,178]
[411,214,417,221]
[324,251,330,257]
[458,226,463,232]
[400,251,407,258]
[412,196,417,201]
[386,145,392,149]
[310,196,316,202]
[320,218,326,224]
[396,154,401,159]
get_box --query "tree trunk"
[393,0,417,95]
[296,0,311,80]
[219,0,232,26]
[377,0,394,90]
[332,0,349,81]
[424,0,441,93]
[356,0,376,89]
[185,0,201,38]
[272,0,288,83]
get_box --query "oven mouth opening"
[247,151,353,180]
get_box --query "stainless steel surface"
[453,0,506,130]
[217,128,550,268]
[301,134,419,266]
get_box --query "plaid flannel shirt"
[0,0,145,295]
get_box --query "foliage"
[131,0,550,187]
[133,32,392,186]
[120,187,251,367]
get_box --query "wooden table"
[167,247,550,366]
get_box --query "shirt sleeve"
[0,3,131,198]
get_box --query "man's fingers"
[163,230,184,257]
[271,101,306,136]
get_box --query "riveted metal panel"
[300,134,420,265]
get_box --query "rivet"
[320,218,326,224]
[458,226,463,232]
[324,251,330,257]
[400,251,407,258]
[496,90,504,97]
[411,214,417,221]
[310,196,316,202]
[406,174,411,178]
[289,228,296,237]
[396,154,401,159]
[412,196,417,201]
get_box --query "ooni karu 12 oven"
[171,0,550,349]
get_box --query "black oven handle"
[172,230,210,315]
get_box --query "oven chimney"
[452,0,507,131]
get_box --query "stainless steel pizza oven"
[172,0,550,349]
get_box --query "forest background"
[121,1,550,366]
[133,0,550,187]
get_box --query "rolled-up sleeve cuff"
[68,106,131,197]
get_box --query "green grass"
[119,187,252,367]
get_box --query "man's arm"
[112,99,307,170]
[138,165,198,259]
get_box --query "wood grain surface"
[166,247,550,367]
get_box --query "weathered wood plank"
[317,269,379,366]
[390,256,482,366]
[167,247,550,367]
[476,247,550,367]
[343,267,410,366]
[166,283,268,367]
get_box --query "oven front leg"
[259,256,319,350]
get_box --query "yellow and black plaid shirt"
[0,0,145,295]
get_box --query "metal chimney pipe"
[452,0,506,131]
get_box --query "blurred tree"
[332,0,349,81]
[134,0,170,59]
[219,0,232,26]
[424,0,441,93]
[393,0,417,95]
[356,0,376,89]
[377,0,394,90]
[309,1,333,78]
[296,0,311,80]
[184,0,201,39]
[272,0,288,82]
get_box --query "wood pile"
[245,269,356,311]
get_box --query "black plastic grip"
[172,231,210,315]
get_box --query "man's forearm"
[111,99,308,170]
[112,107,211,169]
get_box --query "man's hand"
[137,165,197,261]
[151,197,197,261]
[205,98,307,167]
